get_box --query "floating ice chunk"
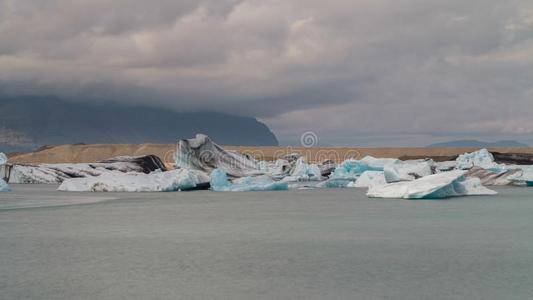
[384,160,433,183]
[367,170,497,199]
[175,134,262,178]
[7,155,167,184]
[507,165,533,186]
[58,169,209,192]
[331,156,399,181]
[283,157,322,182]
[326,156,399,188]
[465,166,523,186]
[0,179,10,192]
[259,159,292,178]
[351,171,387,188]
[210,169,288,192]
[456,149,505,172]
[0,152,10,192]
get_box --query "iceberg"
[367,170,497,199]
[456,149,505,172]
[0,179,10,192]
[7,155,167,184]
[282,157,322,182]
[507,165,533,186]
[175,134,263,178]
[383,160,433,183]
[210,169,288,192]
[465,166,523,186]
[325,156,399,188]
[330,156,399,181]
[0,152,11,192]
[58,169,210,192]
[0,152,7,166]
[350,171,387,188]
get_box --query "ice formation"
[367,170,497,199]
[0,179,11,192]
[58,169,209,192]
[507,165,533,186]
[465,166,523,186]
[323,156,400,188]
[175,134,263,178]
[384,160,433,183]
[210,169,288,192]
[0,152,11,192]
[7,155,166,184]
[350,171,387,188]
[282,157,322,182]
[455,149,505,172]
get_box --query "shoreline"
[6,143,533,165]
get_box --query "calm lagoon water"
[1,184,532,299]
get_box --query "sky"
[1,0,532,146]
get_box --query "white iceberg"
[282,157,322,182]
[0,152,7,166]
[350,171,387,188]
[456,149,505,172]
[210,169,288,192]
[367,170,497,199]
[0,152,11,192]
[58,169,209,192]
[384,160,433,183]
[507,165,533,186]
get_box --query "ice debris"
[58,169,209,192]
[210,169,288,192]
[367,170,497,199]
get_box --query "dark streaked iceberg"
[175,134,263,178]
[6,155,167,184]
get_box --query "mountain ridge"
[0,96,278,152]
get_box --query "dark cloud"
[1,0,532,145]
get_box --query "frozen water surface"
[1,185,533,299]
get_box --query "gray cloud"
[1,0,532,145]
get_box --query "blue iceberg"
[324,156,400,188]
[0,178,10,192]
[210,169,288,192]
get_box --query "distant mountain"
[0,97,278,152]
[427,140,529,148]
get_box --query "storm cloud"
[1,0,532,145]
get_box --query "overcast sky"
[1,0,532,146]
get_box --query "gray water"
[1,185,532,300]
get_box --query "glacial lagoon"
[1,184,532,299]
